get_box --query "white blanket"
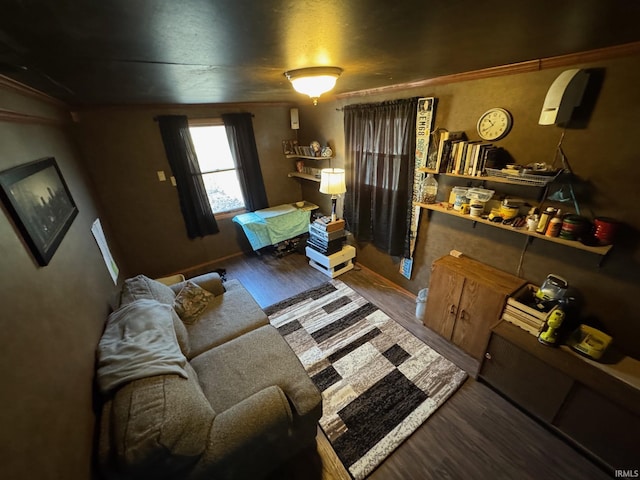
[97,299,188,394]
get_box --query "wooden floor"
[204,250,610,480]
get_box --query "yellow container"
[500,204,519,219]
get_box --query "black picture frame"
[0,157,79,266]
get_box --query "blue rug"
[265,279,467,480]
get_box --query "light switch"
[170,176,177,186]
[157,170,166,181]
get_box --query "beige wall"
[0,83,123,479]
[73,104,304,278]
[299,53,640,358]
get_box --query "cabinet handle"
[449,304,457,315]
[460,309,468,321]
[485,352,492,360]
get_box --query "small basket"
[485,168,560,186]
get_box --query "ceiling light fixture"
[284,66,343,105]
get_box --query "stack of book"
[432,130,507,176]
[307,217,346,255]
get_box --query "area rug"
[264,279,467,480]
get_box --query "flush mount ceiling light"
[284,66,343,105]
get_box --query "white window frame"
[188,118,246,218]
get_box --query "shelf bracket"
[596,246,612,268]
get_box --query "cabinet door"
[480,334,574,422]
[452,279,506,359]
[423,264,464,339]
[554,385,640,468]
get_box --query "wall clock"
[477,108,513,141]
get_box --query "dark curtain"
[157,115,219,238]
[343,98,418,256]
[222,113,269,212]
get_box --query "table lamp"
[319,168,346,222]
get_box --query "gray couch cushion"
[108,363,214,475]
[171,309,190,357]
[120,275,176,306]
[190,325,322,420]
[185,280,269,359]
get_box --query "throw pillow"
[174,281,214,324]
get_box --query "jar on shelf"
[421,174,438,204]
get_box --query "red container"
[593,217,620,245]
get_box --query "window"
[188,121,246,214]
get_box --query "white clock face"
[477,108,512,141]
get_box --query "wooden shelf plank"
[416,202,613,256]
[288,172,320,182]
[285,154,332,160]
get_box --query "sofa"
[96,272,322,480]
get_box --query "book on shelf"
[453,140,471,175]
[309,223,346,241]
[469,143,492,176]
[306,237,345,255]
[313,217,345,233]
[446,140,465,173]
[459,141,481,175]
[436,131,466,173]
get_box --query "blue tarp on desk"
[233,204,311,251]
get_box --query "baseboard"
[171,251,245,278]
[355,262,417,300]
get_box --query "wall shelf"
[288,172,320,182]
[285,154,332,160]
[415,201,613,256]
[417,168,556,187]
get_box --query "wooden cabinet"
[482,333,574,422]
[481,321,640,470]
[424,255,526,359]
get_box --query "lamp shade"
[319,168,346,195]
[284,67,343,105]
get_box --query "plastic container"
[559,215,589,240]
[470,203,484,217]
[545,210,563,237]
[451,187,469,211]
[466,187,495,203]
[499,203,519,220]
[536,207,556,234]
[421,174,438,204]
[593,217,620,245]
[415,288,428,322]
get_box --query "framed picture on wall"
[0,157,79,266]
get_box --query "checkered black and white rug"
[265,280,467,480]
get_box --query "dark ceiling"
[1,0,640,107]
